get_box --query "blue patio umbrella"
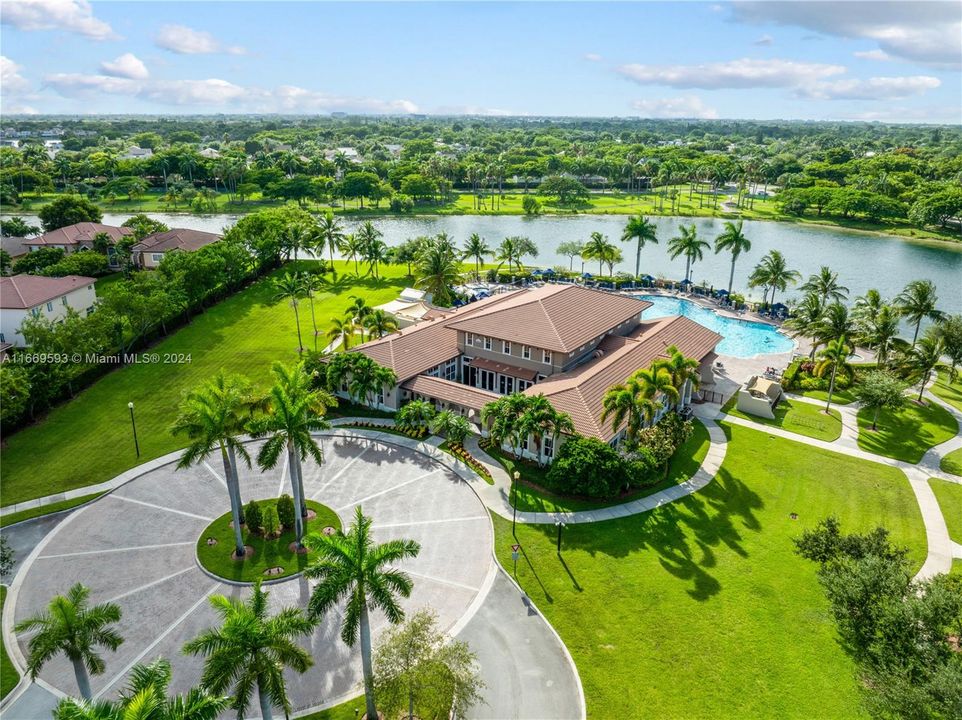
[715,289,730,297]
[542,268,556,275]
[679,278,693,286]
[531,269,543,275]
[582,272,593,279]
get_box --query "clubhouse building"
[342,285,721,464]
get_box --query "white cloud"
[617,57,845,89]
[753,34,774,46]
[431,104,518,116]
[854,49,891,62]
[43,72,140,98]
[632,96,719,119]
[731,1,962,67]
[798,75,941,100]
[154,24,246,55]
[584,53,603,62]
[99,53,149,80]
[1,56,29,93]
[1,0,116,40]
[144,78,249,105]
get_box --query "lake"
[17,212,962,314]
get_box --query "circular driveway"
[7,431,494,712]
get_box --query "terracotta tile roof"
[132,228,221,254]
[525,315,722,441]
[401,375,500,413]
[467,356,539,381]
[0,236,29,258]
[447,285,651,353]
[0,274,96,309]
[29,223,132,247]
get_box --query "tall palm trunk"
[825,363,838,413]
[71,658,92,700]
[727,257,736,295]
[918,373,928,403]
[308,295,318,352]
[683,258,691,285]
[360,603,378,720]
[295,455,308,519]
[222,445,245,556]
[911,320,922,347]
[872,406,881,431]
[287,442,305,546]
[258,676,274,720]
[292,302,304,354]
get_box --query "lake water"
[17,212,962,314]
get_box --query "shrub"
[781,359,802,389]
[244,499,262,534]
[546,436,625,498]
[276,494,296,530]
[262,505,280,538]
[624,446,659,487]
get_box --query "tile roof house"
[0,274,97,346]
[344,284,722,463]
[24,223,133,270]
[131,229,222,268]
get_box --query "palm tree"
[301,272,327,352]
[53,658,230,720]
[304,508,421,720]
[517,394,574,465]
[655,345,701,404]
[248,362,334,546]
[907,335,944,402]
[801,266,849,305]
[316,211,345,275]
[341,233,366,275]
[462,233,491,280]
[397,399,436,433]
[713,220,751,295]
[272,272,305,354]
[481,393,532,458]
[814,335,852,412]
[815,302,853,347]
[183,582,314,720]
[15,584,123,700]
[416,238,461,306]
[349,360,397,408]
[620,215,658,278]
[345,295,372,325]
[363,309,399,339]
[747,250,800,305]
[862,304,903,368]
[328,317,356,350]
[581,231,618,276]
[171,372,261,558]
[634,365,680,410]
[667,225,709,284]
[601,378,647,445]
[896,280,945,346]
[784,293,825,358]
[357,221,386,279]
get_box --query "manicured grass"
[197,499,341,583]
[953,560,962,577]
[931,367,962,413]
[1,262,415,507]
[0,493,103,528]
[495,423,926,719]
[0,586,19,700]
[296,697,365,720]
[798,388,856,405]
[856,398,958,464]
[941,447,962,477]
[493,420,711,513]
[724,396,843,442]
[928,478,962,544]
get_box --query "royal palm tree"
[801,266,849,305]
[784,293,825,358]
[341,233,366,275]
[362,309,399,339]
[517,394,574,465]
[655,345,701,403]
[481,393,532,458]
[815,302,853,347]
[714,220,751,295]
[183,582,314,720]
[357,221,387,279]
[581,232,618,276]
[327,317,356,350]
[601,373,653,445]
[861,304,903,368]
[747,250,800,305]
[906,335,944,402]
[53,658,230,720]
[896,279,945,346]
[16,584,123,700]
[304,508,421,720]
[620,215,658,278]
[345,295,372,325]
[171,372,261,558]
[416,238,461,306]
[248,362,334,545]
[349,360,397,408]
[814,335,852,412]
[462,233,491,280]
[667,225,709,284]
[272,272,305,354]
[316,211,345,274]
[301,272,327,352]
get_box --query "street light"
[512,470,520,536]
[128,401,140,458]
[555,520,566,554]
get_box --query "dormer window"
[466,332,474,346]
[503,341,511,355]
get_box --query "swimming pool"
[634,295,795,358]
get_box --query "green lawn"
[0,586,19,700]
[495,423,926,719]
[929,478,962,544]
[1,261,414,507]
[197,500,341,583]
[941,447,962,477]
[296,697,364,720]
[494,419,710,513]
[724,396,843,442]
[931,367,962,413]
[0,493,103,528]
[856,398,958,464]
[798,388,856,405]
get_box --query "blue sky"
[2,1,960,122]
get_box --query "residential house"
[122,146,153,160]
[25,223,133,270]
[342,285,721,464]
[1,236,30,262]
[199,148,221,159]
[131,228,222,268]
[0,274,97,346]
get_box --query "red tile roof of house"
[401,375,501,413]
[29,223,132,247]
[0,274,96,309]
[132,228,221,254]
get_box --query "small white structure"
[375,288,445,328]
[0,274,97,347]
[736,375,783,419]
[122,146,153,160]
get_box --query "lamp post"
[511,470,520,536]
[555,520,566,554]
[128,401,140,458]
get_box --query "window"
[87,285,93,290]
[61,296,68,306]
[151,253,164,262]
[522,345,531,360]
[483,336,492,351]
[31,307,40,317]
[517,379,530,392]
[543,349,552,364]
[520,434,529,452]
[465,332,474,346]
[46,302,53,312]
[502,340,511,355]
[544,435,555,459]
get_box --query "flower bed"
[343,421,427,440]
[442,441,493,484]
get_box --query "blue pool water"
[634,295,795,358]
